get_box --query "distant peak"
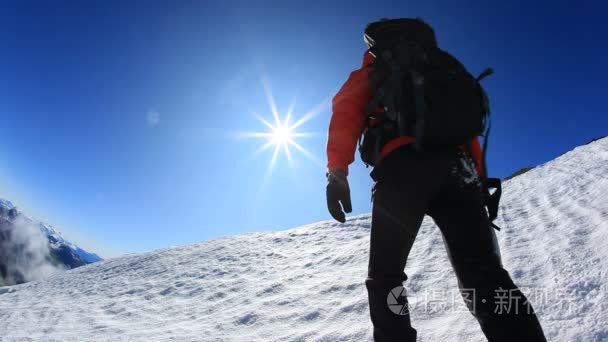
[0,198,16,210]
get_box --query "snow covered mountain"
[0,199,102,286]
[37,217,103,265]
[0,138,607,341]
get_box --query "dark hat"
[364,17,437,50]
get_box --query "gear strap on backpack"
[476,69,502,231]
[485,177,502,230]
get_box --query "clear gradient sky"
[0,0,606,257]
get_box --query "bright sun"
[239,76,328,173]
[271,123,292,146]
[248,107,307,167]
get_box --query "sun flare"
[239,76,330,174]
[247,109,306,167]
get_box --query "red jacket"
[326,51,484,176]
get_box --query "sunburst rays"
[238,75,329,178]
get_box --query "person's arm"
[325,59,371,223]
[326,68,371,175]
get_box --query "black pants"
[365,145,546,341]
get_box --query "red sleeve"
[470,137,485,178]
[326,67,371,175]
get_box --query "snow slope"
[0,138,607,341]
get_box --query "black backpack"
[360,18,502,229]
[359,18,493,169]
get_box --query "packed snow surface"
[1,138,607,341]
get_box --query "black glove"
[326,169,352,223]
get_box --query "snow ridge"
[0,138,606,341]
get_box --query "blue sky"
[0,0,606,257]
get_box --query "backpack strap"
[481,118,491,178]
[410,70,426,150]
[365,50,403,119]
[477,67,494,82]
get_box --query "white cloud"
[146,111,160,126]
[0,211,64,286]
